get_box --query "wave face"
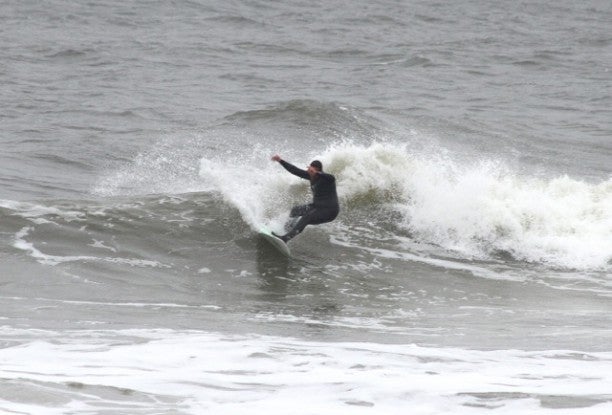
[90,100,611,272]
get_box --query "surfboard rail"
[258,227,291,257]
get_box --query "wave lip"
[404,164,612,270]
[321,142,612,271]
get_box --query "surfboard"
[258,227,291,257]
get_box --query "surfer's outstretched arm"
[271,155,309,180]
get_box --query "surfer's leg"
[278,206,339,242]
[284,204,311,232]
[289,204,311,217]
[282,211,313,241]
[308,207,339,225]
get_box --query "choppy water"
[1,0,611,414]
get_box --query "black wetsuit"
[278,159,339,241]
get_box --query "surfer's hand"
[271,154,282,162]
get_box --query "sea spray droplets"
[199,155,297,231]
[323,141,414,205]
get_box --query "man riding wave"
[271,155,339,242]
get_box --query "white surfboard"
[258,227,291,257]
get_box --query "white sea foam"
[13,227,169,268]
[0,199,86,223]
[88,238,117,252]
[330,235,522,282]
[0,328,610,415]
[319,141,612,270]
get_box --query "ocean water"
[1,0,611,414]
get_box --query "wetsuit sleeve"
[279,159,310,180]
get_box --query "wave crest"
[321,142,611,270]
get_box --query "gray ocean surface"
[1,1,611,414]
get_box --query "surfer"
[271,155,339,242]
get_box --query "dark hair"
[309,160,323,171]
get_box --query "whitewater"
[199,141,612,271]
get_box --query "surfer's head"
[307,160,322,179]
[309,160,322,171]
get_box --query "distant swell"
[221,99,384,139]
